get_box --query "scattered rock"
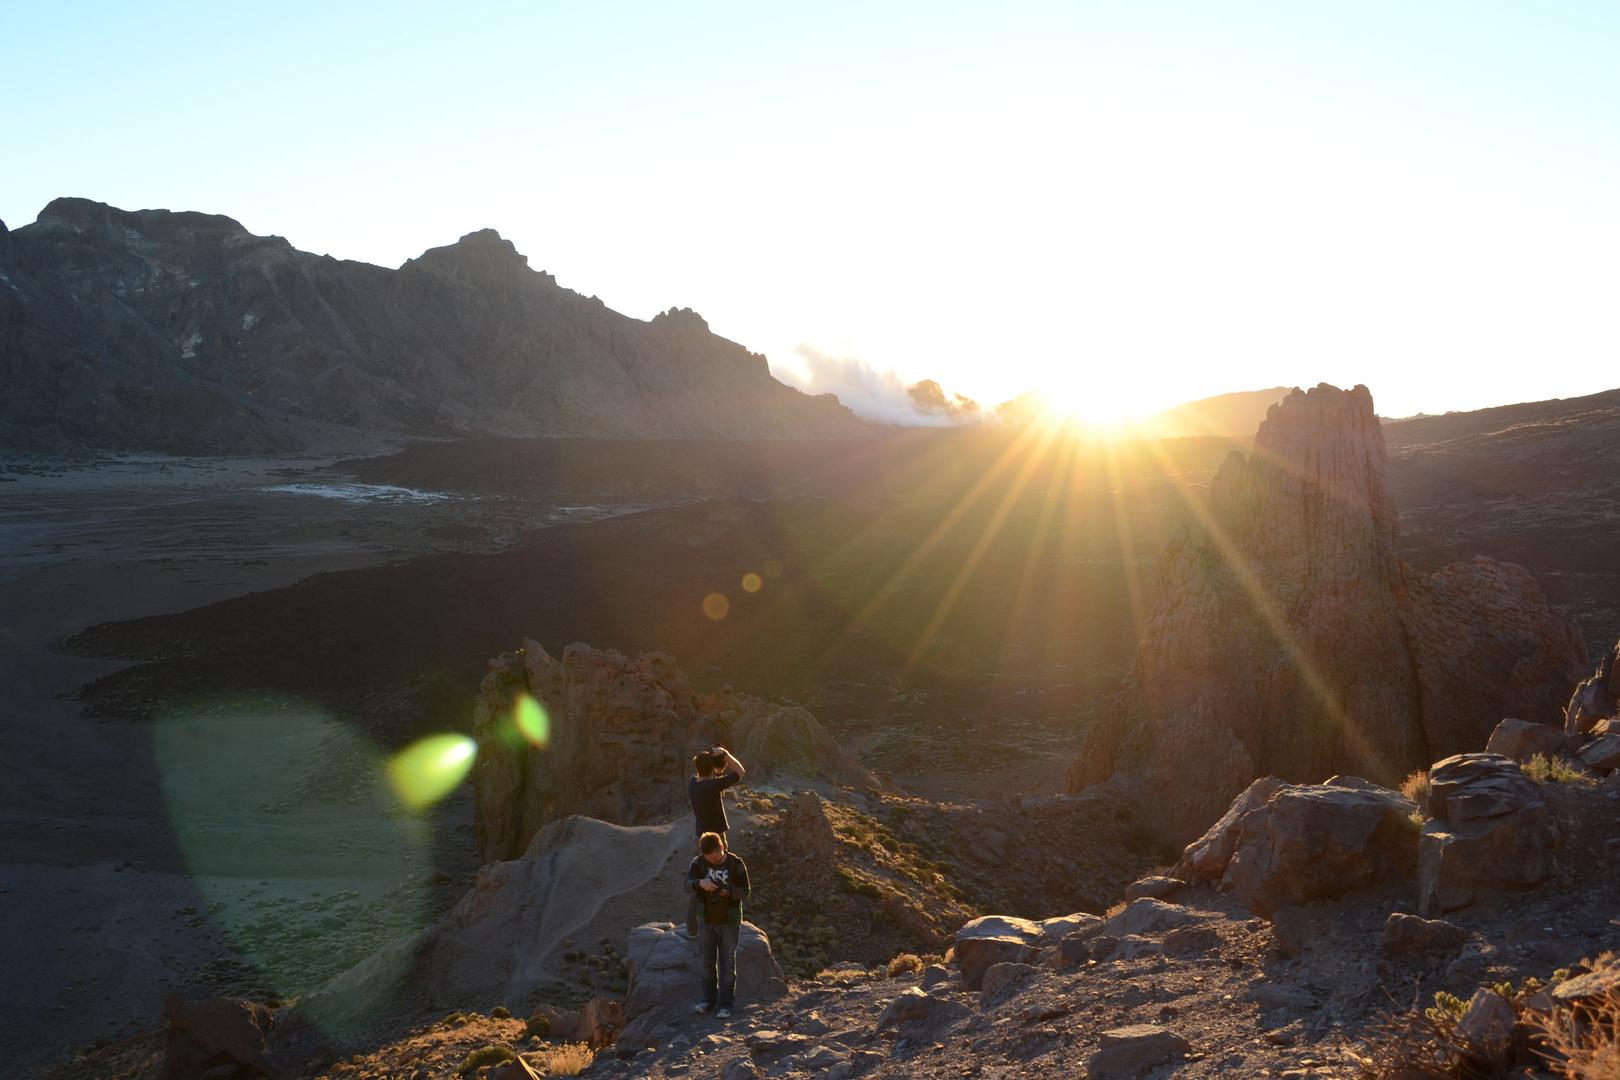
[1248,984,1318,1011]
[1264,1020,1305,1046]
[1101,899,1196,939]
[1162,927,1220,958]
[921,964,951,989]
[1221,778,1419,917]
[1125,876,1185,902]
[721,1059,761,1080]
[874,987,971,1032]
[1086,1024,1191,1080]
[1381,912,1470,963]
[980,963,1035,999]
[746,1031,814,1062]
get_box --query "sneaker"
[716,1007,732,1019]
[693,1001,713,1014]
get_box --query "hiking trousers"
[698,921,740,1007]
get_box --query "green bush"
[491,1005,511,1019]
[456,1045,516,1076]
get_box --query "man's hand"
[699,877,719,892]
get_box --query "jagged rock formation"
[472,640,883,863]
[0,198,862,453]
[1067,384,1588,844]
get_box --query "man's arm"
[715,747,745,779]
[683,859,704,894]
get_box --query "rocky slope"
[0,199,862,453]
[1067,383,1588,844]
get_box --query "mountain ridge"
[0,198,864,453]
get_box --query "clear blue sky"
[5,1,1619,418]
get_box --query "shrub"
[1400,770,1431,811]
[532,1042,594,1076]
[886,953,923,978]
[456,1045,516,1076]
[491,1005,512,1019]
[525,1013,551,1039]
[1525,753,1593,785]
[441,1012,466,1026]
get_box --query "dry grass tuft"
[886,953,923,977]
[456,1045,516,1076]
[1400,770,1432,811]
[529,1042,595,1076]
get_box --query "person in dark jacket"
[685,746,744,936]
[685,831,750,1018]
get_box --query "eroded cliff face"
[471,640,881,863]
[0,198,863,452]
[1066,384,1588,845]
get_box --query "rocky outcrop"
[1566,639,1620,736]
[473,640,883,863]
[1417,753,1558,915]
[0,198,864,453]
[1067,384,1587,844]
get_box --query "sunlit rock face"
[0,198,863,453]
[1067,383,1587,845]
[472,640,880,863]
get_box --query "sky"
[5,1,1620,421]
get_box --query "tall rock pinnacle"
[1067,383,1588,844]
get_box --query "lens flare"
[703,592,730,620]
[514,692,549,746]
[387,734,476,810]
[741,573,763,593]
[763,560,783,579]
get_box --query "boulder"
[874,987,970,1032]
[953,936,1034,991]
[1125,876,1185,902]
[625,921,786,1018]
[1381,913,1470,963]
[1173,776,1284,883]
[722,1060,761,1080]
[1100,899,1196,939]
[1485,719,1570,764]
[161,993,274,1080]
[1417,755,1558,915]
[1086,1024,1191,1080]
[1221,778,1418,917]
[1579,735,1620,772]
[921,964,951,989]
[980,963,1035,999]
[577,997,625,1050]
[1455,990,1517,1057]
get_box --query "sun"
[1030,381,1144,434]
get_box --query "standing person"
[686,831,750,1019]
[685,745,745,937]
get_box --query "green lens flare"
[388,734,476,810]
[514,693,550,746]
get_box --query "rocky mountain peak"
[36,196,252,242]
[1068,383,1587,844]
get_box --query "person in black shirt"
[685,831,750,1018]
[685,745,744,937]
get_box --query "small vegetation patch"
[456,1044,516,1076]
[886,952,922,977]
[531,1042,594,1076]
[1524,752,1594,785]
